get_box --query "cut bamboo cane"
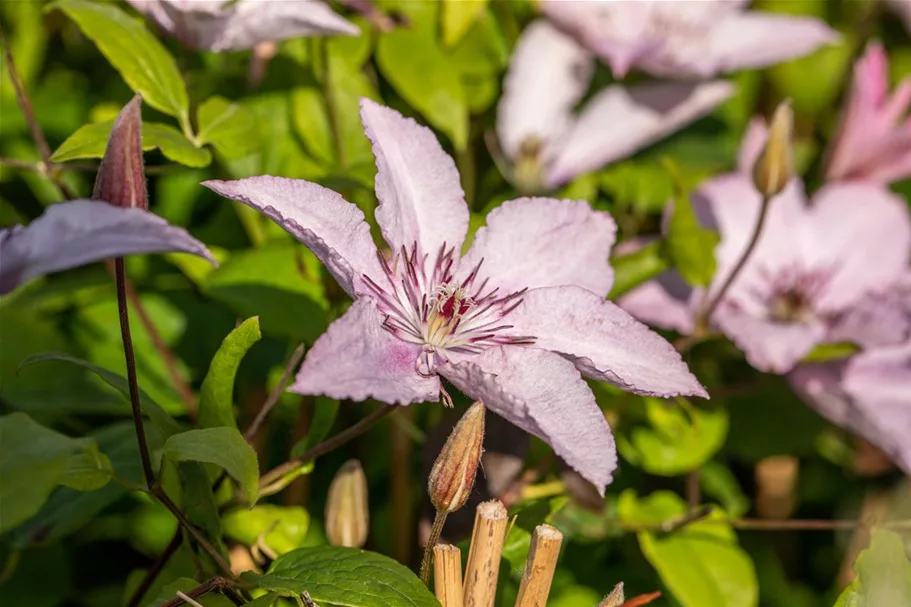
[514,524,563,607]
[433,544,464,607]
[463,499,508,607]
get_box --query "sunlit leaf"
[833,529,911,607]
[198,317,262,429]
[165,427,259,504]
[50,0,189,122]
[609,241,671,299]
[197,96,258,159]
[223,505,310,555]
[618,490,758,607]
[244,546,439,607]
[52,120,211,167]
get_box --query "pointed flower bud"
[93,94,148,210]
[599,582,625,607]
[428,400,485,513]
[325,459,369,548]
[752,100,794,198]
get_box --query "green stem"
[698,193,773,329]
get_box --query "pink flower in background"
[127,0,358,52]
[0,200,214,294]
[539,0,838,79]
[620,120,911,374]
[204,98,707,493]
[497,21,733,193]
[790,276,911,474]
[825,42,911,185]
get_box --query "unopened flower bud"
[325,459,369,548]
[599,582,625,607]
[428,400,485,513]
[93,94,148,210]
[752,100,794,198]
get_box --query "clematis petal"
[506,286,707,398]
[800,183,911,311]
[203,176,382,297]
[439,347,617,494]
[496,20,593,163]
[618,270,699,335]
[694,175,806,310]
[0,200,214,295]
[459,197,616,297]
[290,297,441,405]
[713,309,826,374]
[155,0,359,52]
[546,80,733,188]
[704,12,838,74]
[829,274,911,349]
[790,345,911,475]
[359,99,469,257]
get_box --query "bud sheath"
[325,459,369,548]
[752,100,794,198]
[93,94,148,210]
[428,400,485,513]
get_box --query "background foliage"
[1,1,911,606]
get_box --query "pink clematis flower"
[824,42,911,185]
[790,276,911,474]
[539,0,838,79]
[203,99,707,493]
[0,200,214,294]
[126,0,359,52]
[497,20,733,193]
[619,120,911,373]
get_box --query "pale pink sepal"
[0,200,214,294]
[290,297,441,405]
[458,197,616,298]
[507,286,708,398]
[360,98,469,257]
[202,176,383,298]
[439,346,617,495]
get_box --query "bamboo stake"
[433,544,464,607]
[514,524,563,607]
[463,500,508,607]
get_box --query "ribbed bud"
[752,100,794,198]
[599,583,625,607]
[428,400,485,513]
[325,459,369,548]
[93,94,148,210]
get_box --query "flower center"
[361,242,535,376]
[745,264,832,324]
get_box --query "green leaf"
[699,462,750,518]
[618,399,728,476]
[52,120,211,167]
[50,0,189,122]
[803,341,860,363]
[0,412,98,532]
[165,427,259,504]
[665,187,719,287]
[8,422,164,548]
[833,529,911,607]
[203,243,329,341]
[197,96,258,159]
[223,505,311,556]
[243,546,439,607]
[58,442,114,491]
[376,22,467,150]
[501,498,568,572]
[618,490,758,607]
[609,240,671,299]
[198,317,262,429]
[291,397,340,458]
[178,462,223,543]
[19,352,183,438]
[768,36,853,117]
[442,0,490,47]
